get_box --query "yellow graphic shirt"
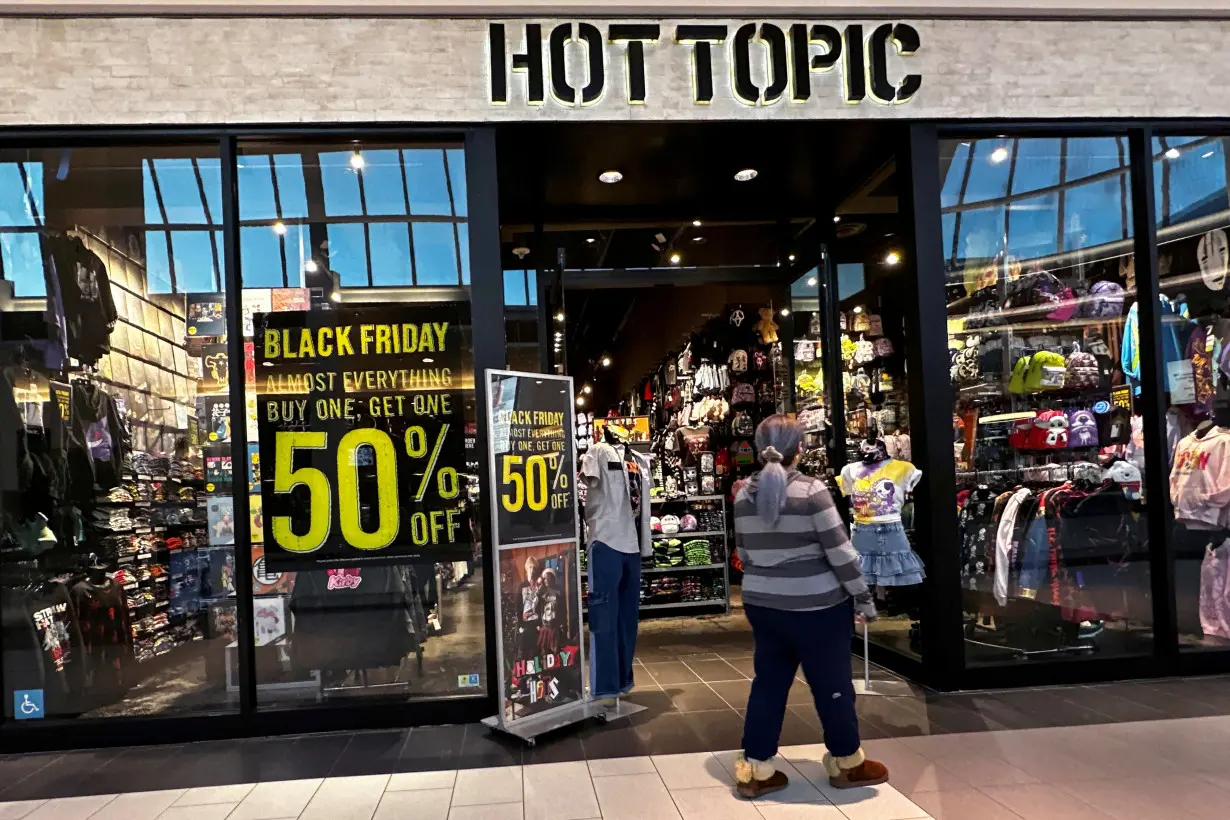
[838,459,923,524]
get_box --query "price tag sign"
[254,305,471,570]
[488,372,578,547]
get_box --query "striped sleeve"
[809,484,869,599]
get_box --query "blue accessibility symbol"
[14,689,43,720]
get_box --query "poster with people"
[485,370,584,729]
[498,542,583,722]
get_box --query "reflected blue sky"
[941,135,1230,273]
[0,146,469,297]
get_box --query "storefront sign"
[485,370,584,727]
[488,21,921,108]
[490,371,578,545]
[255,305,470,569]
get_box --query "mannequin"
[837,431,926,586]
[581,422,652,703]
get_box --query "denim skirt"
[851,521,925,586]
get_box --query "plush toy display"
[755,307,779,344]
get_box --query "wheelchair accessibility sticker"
[14,690,43,720]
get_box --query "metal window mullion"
[146,157,178,293]
[355,156,373,287]
[1002,138,1021,246]
[269,155,290,288]
[903,123,964,691]
[1056,138,1068,253]
[219,135,257,717]
[191,157,223,291]
[463,127,506,707]
[399,150,418,286]
[1158,137,1172,228]
[1128,127,1179,667]
[442,148,464,285]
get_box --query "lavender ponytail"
[752,414,804,525]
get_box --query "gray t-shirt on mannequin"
[581,441,652,556]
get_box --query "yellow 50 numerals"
[500,454,551,513]
[270,427,460,553]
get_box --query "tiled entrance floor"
[4,715,1230,820]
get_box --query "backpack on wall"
[1065,343,1100,390]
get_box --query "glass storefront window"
[941,136,1153,665]
[0,144,238,719]
[1154,135,1230,652]
[236,140,486,708]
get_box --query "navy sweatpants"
[742,600,861,762]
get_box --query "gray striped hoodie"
[734,470,870,611]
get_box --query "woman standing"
[731,415,889,798]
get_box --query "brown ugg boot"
[822,748,889,789]
[733,755,790,799]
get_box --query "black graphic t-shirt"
[624,446,642,534]
[47,236,117,365]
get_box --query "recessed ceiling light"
[692,219,702,227]
[422,358,434,363]
[586,237,596,244]
[349,151,365,171]
[1165,148,1181,159]
[780,308,791,317]
[691,236,706,243]
[990,146,1009,164]
[303,259,318,273]
[788,254,796,262]
[272,221,287,236]
[599,170,623,184]
[807,277,817,286]
[330,291,342,303]
[600,355,612,367]
[853,305,864,314]
[833,216,841,223]
[582,384,592,395]
[885,251,902,266]
[554,312,565,322]
[734,168,758,182]
[669,253,682,264]
[576,396,586,407]
[1203,151,1215,159]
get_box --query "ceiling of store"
[494,120,908,402]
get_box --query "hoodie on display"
[1171,429,1230,528]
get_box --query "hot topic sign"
[255,306,471,569]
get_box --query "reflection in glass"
[1154,136,1230,652]
[0,144,236,720]
[943,136,1153,666]
[237,139,486,709]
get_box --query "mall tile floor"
[3,669,1230,819]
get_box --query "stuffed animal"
[755,307,779,344]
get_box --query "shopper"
[731,414,889,799]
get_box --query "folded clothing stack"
[683,539,713,566]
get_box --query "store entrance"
[496,121,923,677]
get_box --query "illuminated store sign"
[488,21,921,108]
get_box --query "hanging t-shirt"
[838,458,923,524]
[47,236,117,365]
